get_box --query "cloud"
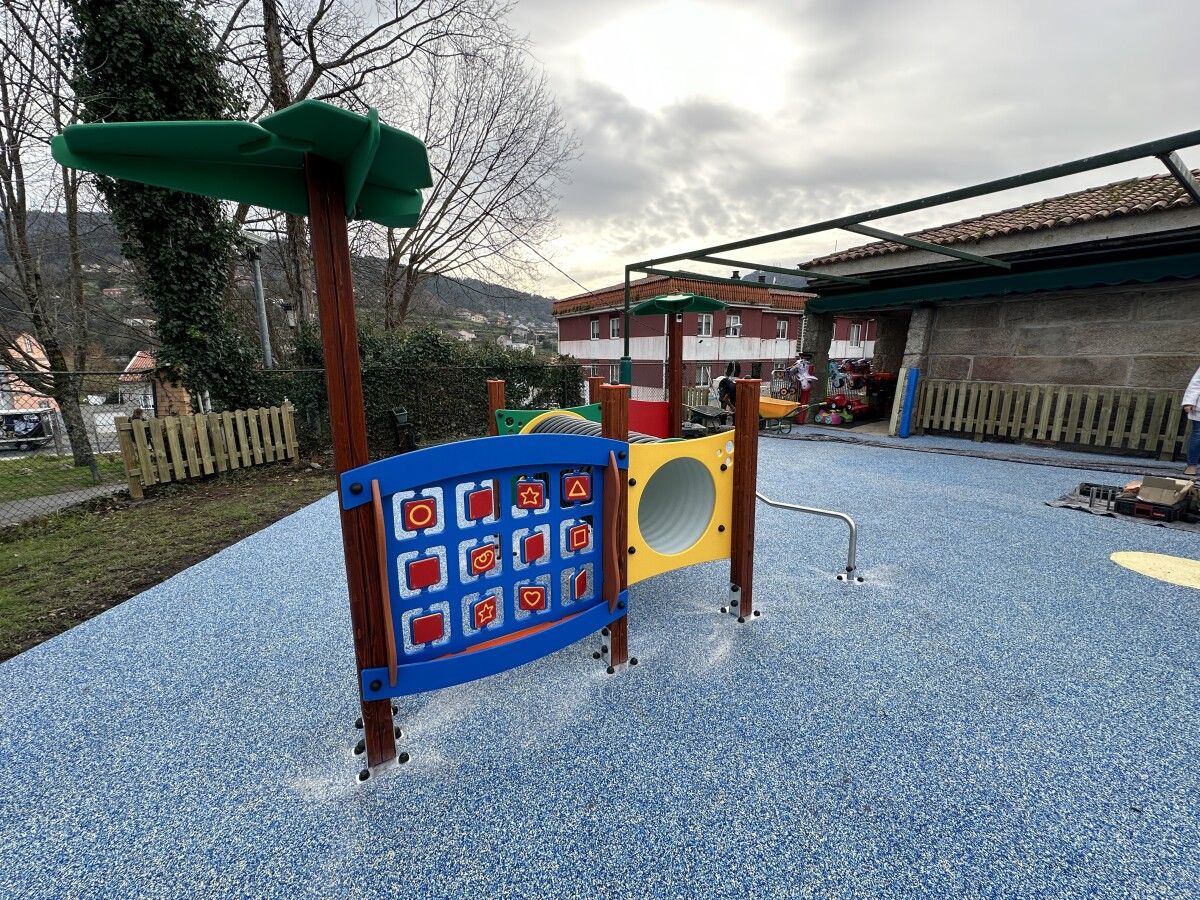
[510,0,1200,296]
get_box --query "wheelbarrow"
[758,396,804,435]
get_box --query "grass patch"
[0,453,127,502]
[0,461,335,661]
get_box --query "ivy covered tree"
[66,0,261,406]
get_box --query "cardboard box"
[1137,476,1194,506]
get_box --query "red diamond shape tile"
[411,612,443,645]
[518,585,547,611]
[406,556,440,591]
[523,532,546,563]
[469,543,497,576]
[467,486,494,520]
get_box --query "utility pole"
[244,240,274,369]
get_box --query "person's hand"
[1186,404,1196,413]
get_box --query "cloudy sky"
[505,0,1200,297]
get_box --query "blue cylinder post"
[898,368,920,438]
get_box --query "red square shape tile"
[563,473,591,503]
[411,612,443,645]
[516,480,545,510]
[568,523,590,552]
[518,585,547,611]
[402,497,438,531]
[469,543,498,576]
[473,595,498,630]
[406,556,440,591]
[467,487,494,520]
[574,569,587,599]
[523,532,546,563]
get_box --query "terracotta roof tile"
[553,275,812,316]
[805,169,1198,267]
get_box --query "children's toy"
[758,396,804,434]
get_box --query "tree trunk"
[261,0,315,324]
[395,265,421,329]
[41,345,98,477]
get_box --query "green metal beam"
[841,223,1011,269]
[691,255,869,285]
[1158,151,1200,205]
[630,126,1200,269]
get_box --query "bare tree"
[379,45,576,329]
[0,0,97,474]
[213,0,515,325]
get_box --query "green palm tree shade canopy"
[630,292,727,315]
[50,100,432,227]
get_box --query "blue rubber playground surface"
[1,437,1197,897]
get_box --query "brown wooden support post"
[600,383,630,666]
[305,154,397,767]
[666,312,683,438]
[586,375,605,405]
[730,378,761,621]
[486,379,505,436]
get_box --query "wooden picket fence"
[115,402,298,498]
[914,379,1189,460]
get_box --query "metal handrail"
[755,492,860,579]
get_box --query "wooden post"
[114,416,144,500]
[305,154,396,768]
[730,379,761,621]
[586,375,605,405]
[600,383,630,667]
[667,312,683,438]
[486,379,505,436]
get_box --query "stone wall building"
[800,168,1200,455]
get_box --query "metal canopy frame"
[615,126,1200,380]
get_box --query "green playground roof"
[630,292,726,315]
[50,100,432,228]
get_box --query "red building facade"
[554,274,812,395]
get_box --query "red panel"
[402,497,438,532]
[629,399,670,438]
[406,556,441,591]
[516,480,545,510]
[466,486,494,520]
[563,473,592,503]
[523,531,546,563]
[473,595,498,630]
[411,612,444,644]
[573,569,587,599]
[568,523,590,552]
[469,543,497,576]
[518,585,547,611]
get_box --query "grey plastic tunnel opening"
[637,457,716,555]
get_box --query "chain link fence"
[0,363,585,524]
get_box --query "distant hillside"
[2,211,555,330]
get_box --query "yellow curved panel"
[627,430,735,584]
[518,408,584,434]
[1110,551,1200,590]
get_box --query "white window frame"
[697,313,713,338]
[609,316,620,339]
[590,318,599,341]
[695,363,711,387]
[608,363,620,384]
[726,314,742,338]
[849,322,862,347]
[775,317,788,340]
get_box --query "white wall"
[829,339,876,360]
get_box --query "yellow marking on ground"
[1110,552,1200,590]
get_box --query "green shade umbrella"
[631,292,727,315]
[50,100,432,227]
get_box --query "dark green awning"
[806,252,1200,314]
[50,100,432,227]
[631,292,726,315]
